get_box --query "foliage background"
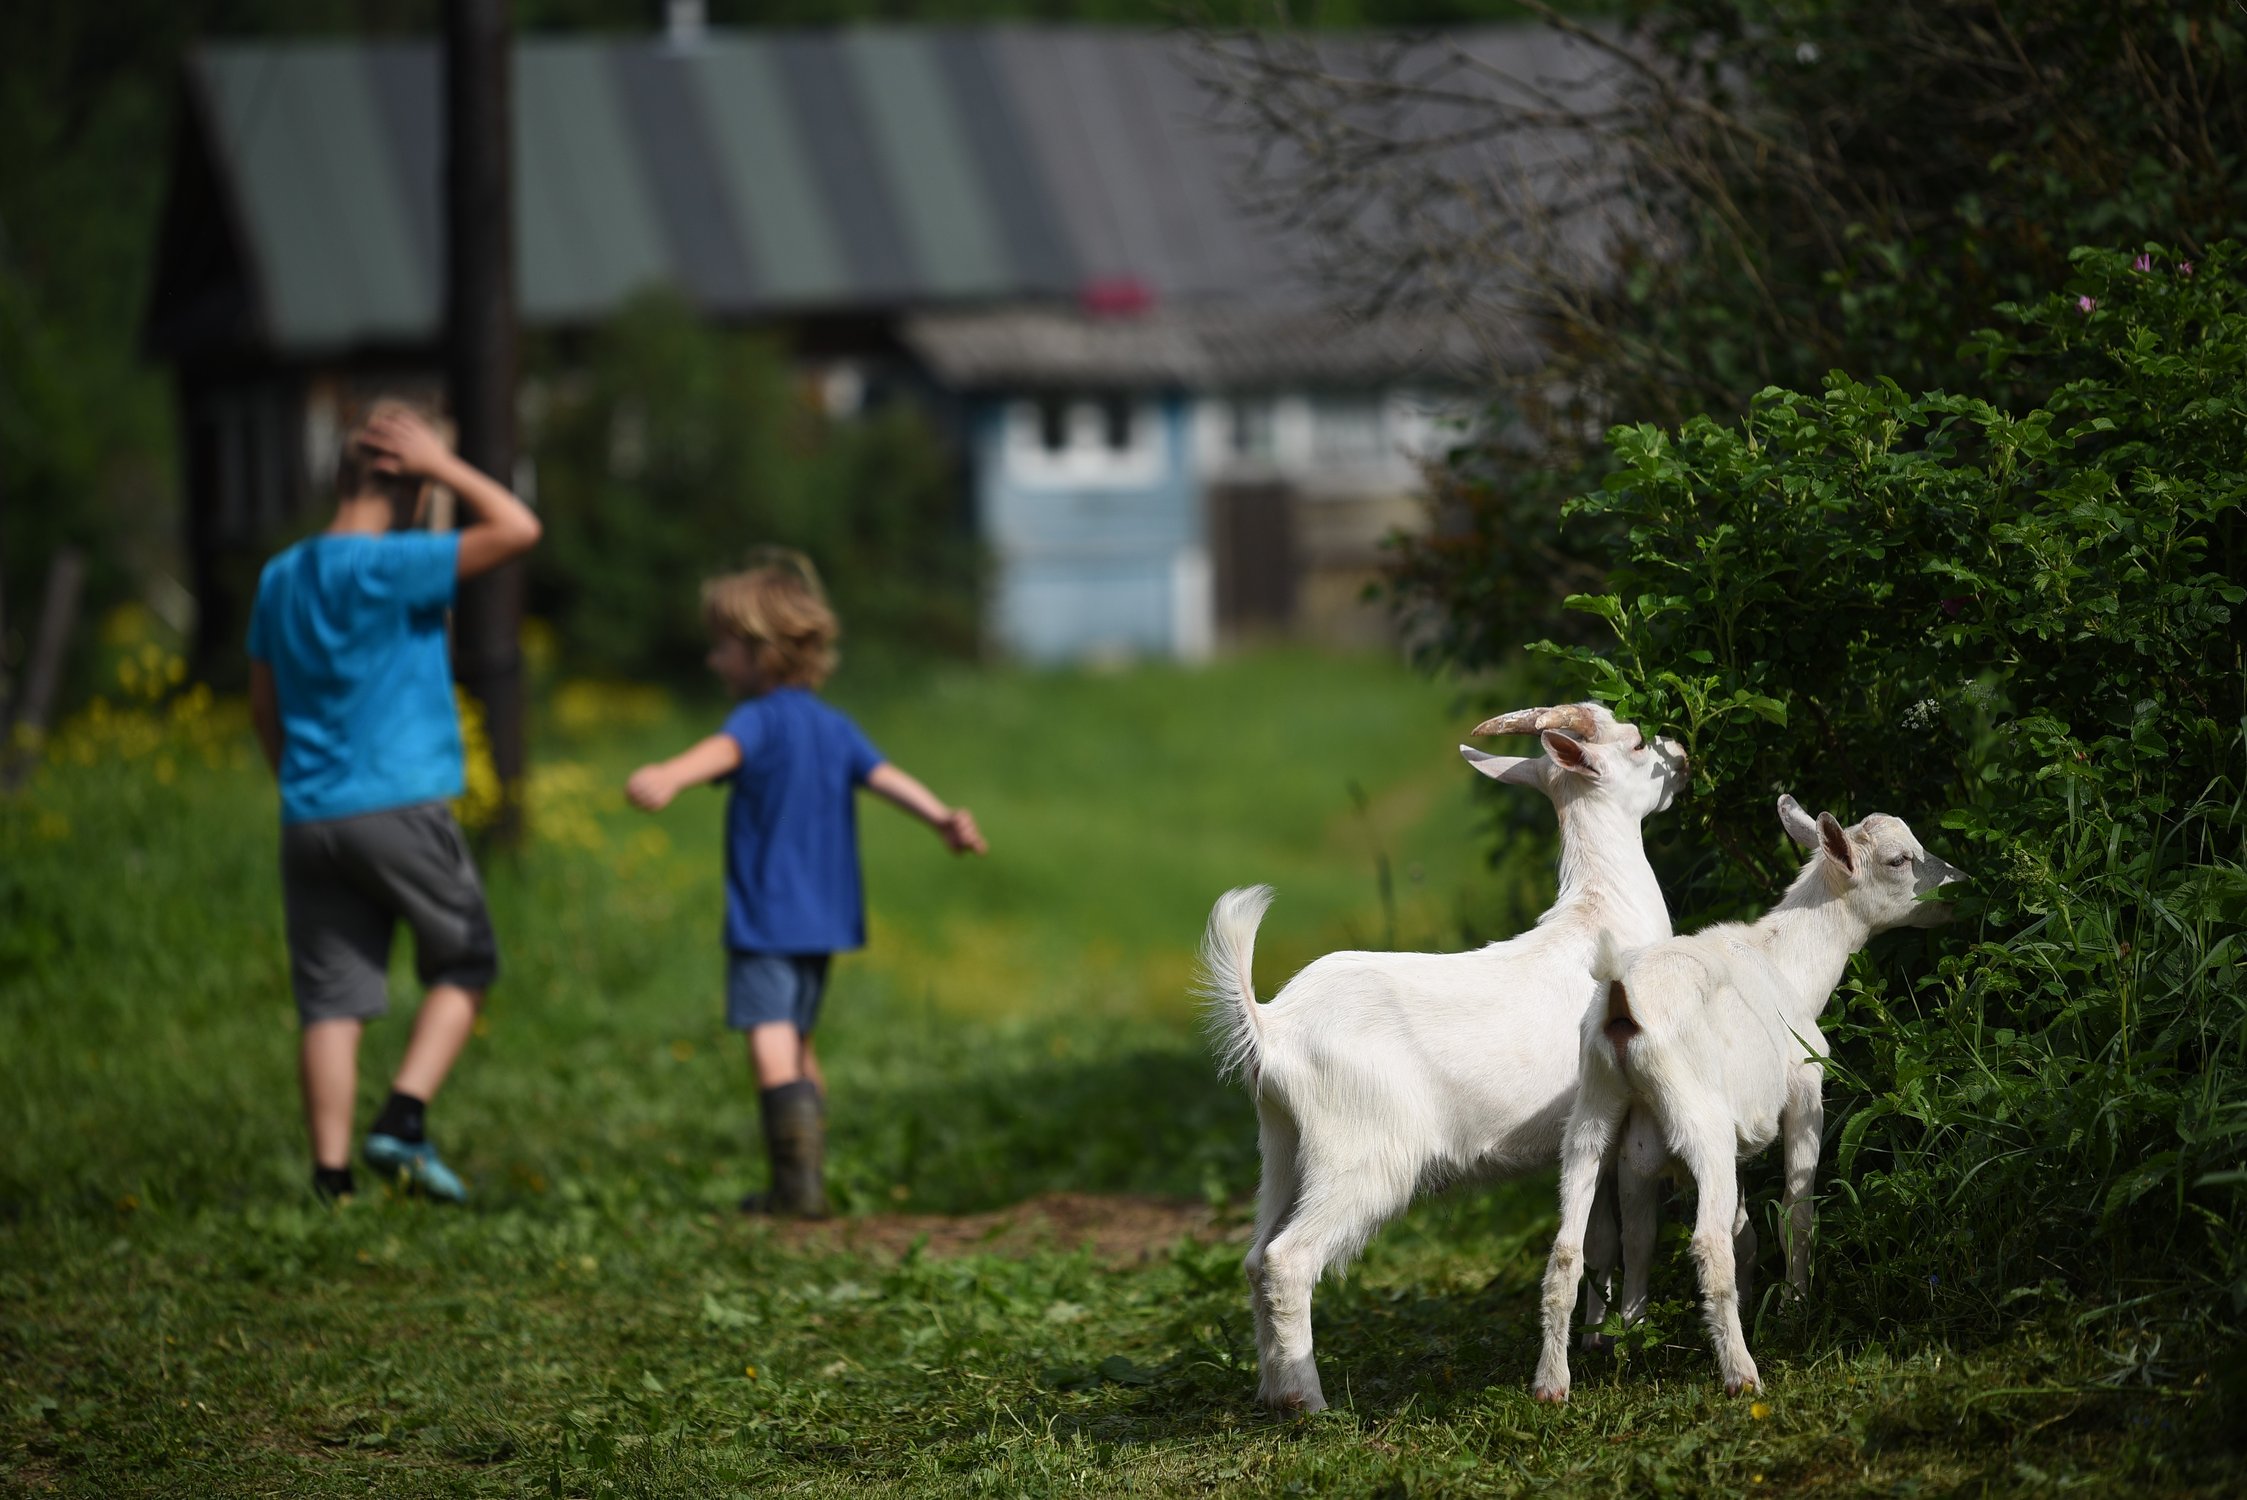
[524,293,980,680]
[1537,246,2245,1364]
[1382,0,2247,668]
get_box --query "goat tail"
[1590,925,1629,985]
[1195,885,1276,1085]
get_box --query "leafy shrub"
[527,290,980,683]
[1541,245,2244,1347]
[1387,0,2247,668]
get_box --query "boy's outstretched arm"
[865,763,988,854]
[626,734,743,811]
[356,407,541,578]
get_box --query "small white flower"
[1795,41,1821,64]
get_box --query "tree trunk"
[445,0,524,844]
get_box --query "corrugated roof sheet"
[184,26,1340,355]
[175,24,1612,364]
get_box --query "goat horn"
[1470,704,1604,739]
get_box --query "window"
[1310,396,1385,467]
[1102,395,1134,452]
[1228,397,1275,460]
[1037,395,1069,454]
[1004,392,1165,488]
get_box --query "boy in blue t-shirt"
[625,552,985,1217]
[247,402,541,1203]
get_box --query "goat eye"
[1888,854,1912,868]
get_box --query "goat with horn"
[1197,702,1688,1412]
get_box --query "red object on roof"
[1080,277,1155,318]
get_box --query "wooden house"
[144,22,1571,666]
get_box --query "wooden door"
[1211,481,1300,636]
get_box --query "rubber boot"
[741,1080,829,1218]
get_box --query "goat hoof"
[1724,1371,1761,1397]
[1580,1330,1615,1354]
[1532,1384,1569,1404]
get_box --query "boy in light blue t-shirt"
[248,402,541,1203]
[625,552,986,1217]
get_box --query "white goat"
[1197,702,1689,1412]
[1532,795,1967,1401]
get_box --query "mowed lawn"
[1,650,2231,1497]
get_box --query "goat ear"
[1817,811,1858,876]
[1461,746,1545,787]
[1541,729,1599,779]
[1777,794,1821,848]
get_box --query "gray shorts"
[281,800,500,1026]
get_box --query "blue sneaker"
[362,1133,468,1203]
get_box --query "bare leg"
[300,1019,364,1170]
[1684,1140,1759,1394]
[390,983,482,1102]
[1534,1081,1628,1401]
[748,1022,805,1088]
[801,1036,826,1097]
[1781,1063,1824,1293]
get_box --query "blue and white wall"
[972,392,1213,663]
[968,384,1470,661]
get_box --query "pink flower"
[2077,295,2096,313]
[2133,253,2154,272]
[2179,260,2195,277]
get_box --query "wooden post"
[445,0,525,842]
[2,547,86,790]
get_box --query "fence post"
[445,0,525,844]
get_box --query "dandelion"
[1750,1401,1771,1420]
[744,1366,758,1380]
[2077,295,2096,314]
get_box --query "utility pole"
[445,0,525,842]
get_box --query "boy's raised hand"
[357,406,454,479]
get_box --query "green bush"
[1390,0,2247,667]
[1541,245,2245,1348]
[527,291,980,682]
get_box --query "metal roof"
[172,26,1330,357]
[901,304,1535,389]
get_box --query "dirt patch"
[767,1191,1247,1267]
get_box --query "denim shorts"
[726,952,831,1033]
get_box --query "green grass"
[2,650,2238,1496]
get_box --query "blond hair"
[702,548,840,689]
